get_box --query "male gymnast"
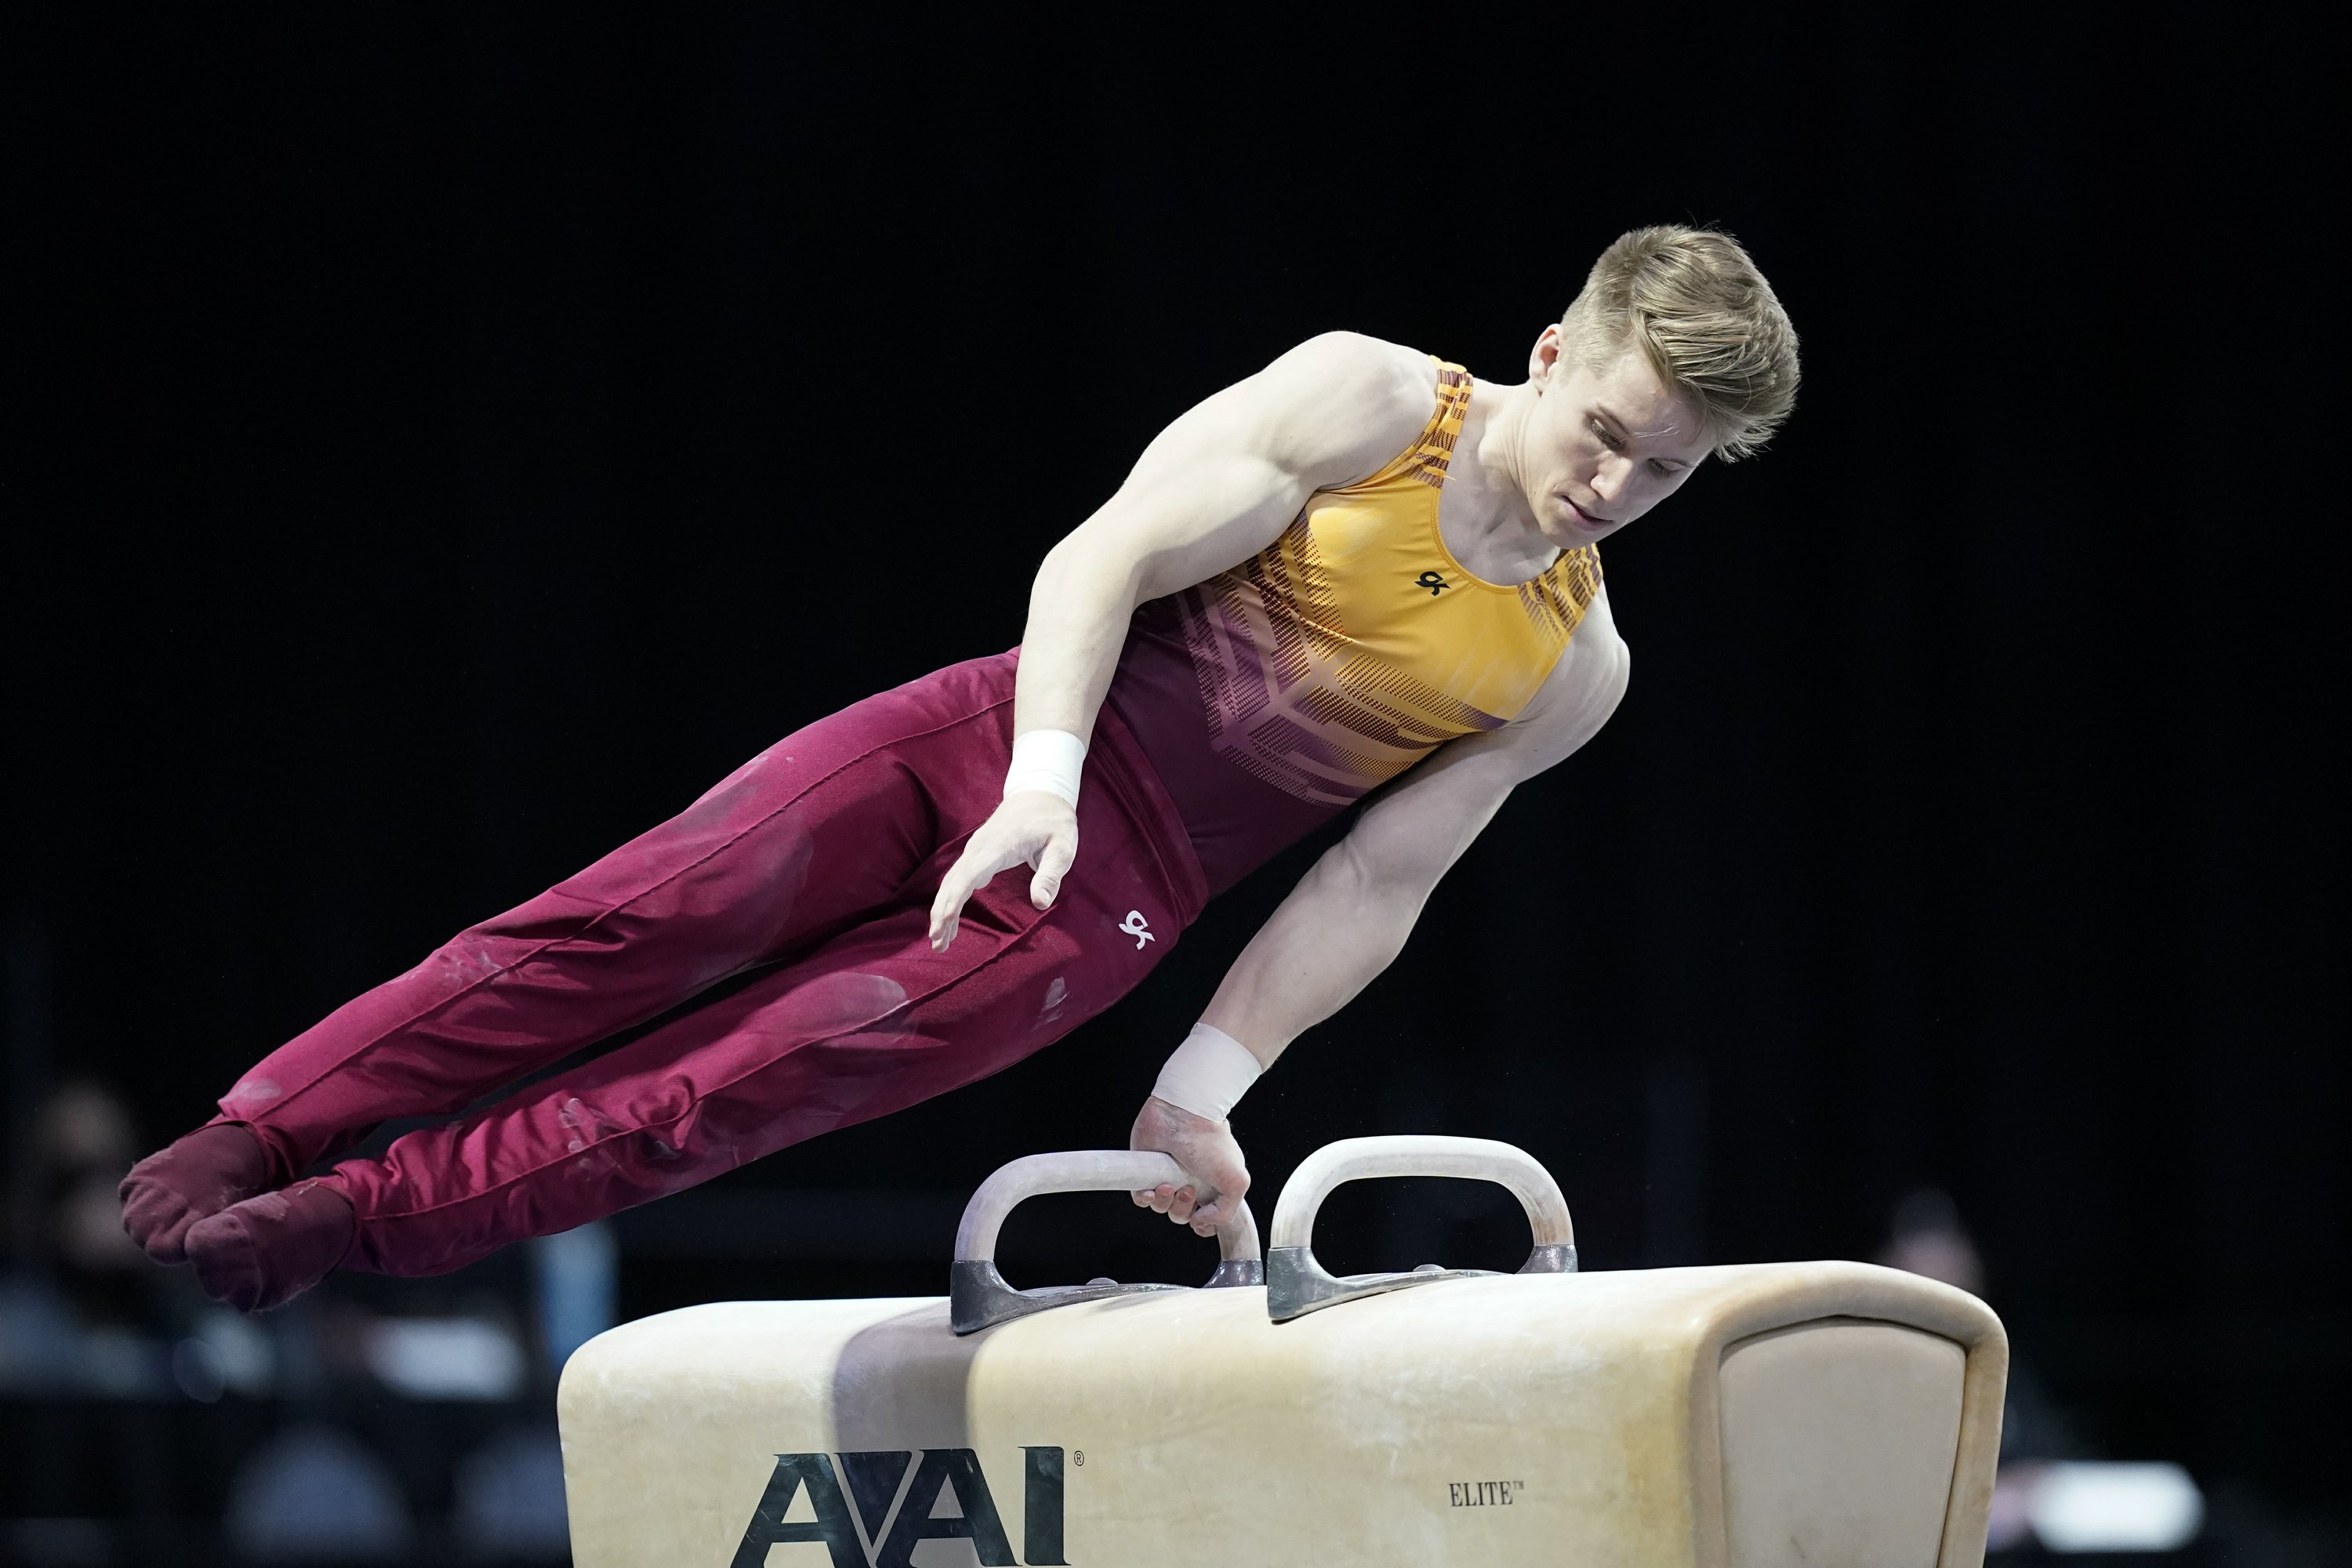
[120,224,1799,1310]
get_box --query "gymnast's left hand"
[927,789,1080,951]
[1129,1095,1251,1239]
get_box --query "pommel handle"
[1265,1135,1575,1323]
[949,1150,1261,1335]
[1269,1135,1571,1252]
[954,1149,1259,1265]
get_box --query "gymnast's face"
[1517,326,1711,548]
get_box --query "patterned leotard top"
[1105,360,1604,895]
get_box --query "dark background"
[7,6,2343,1561]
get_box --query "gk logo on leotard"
[1416,570,1450,595]
[1118,910,1155,949]
[734,1446,1068,1566]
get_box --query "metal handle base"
[952,1254,1267,1335]
[1265,1241,1575,1323]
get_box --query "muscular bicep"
[1338,592,1632,895]
[1046,333,1436,600]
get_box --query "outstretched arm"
[1132,593,1631,1232]
[925,333,1435,949]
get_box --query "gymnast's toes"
[185,1180,357,1314]
[118,1123,274,1266]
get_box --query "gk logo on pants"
[1117,910,1154,949]
[735,1446,1069,1566]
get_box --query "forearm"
[1131,840,1411,1231]
[1198,840,1425,1068]
[1012,533,1143,746]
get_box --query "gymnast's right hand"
[928,790,1079,951]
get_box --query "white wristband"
[1151,1023,1263,1122]
[1003,728,1087,808]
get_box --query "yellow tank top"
[1173,361,1603,806]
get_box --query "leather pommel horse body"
[559,1138,2006,1566]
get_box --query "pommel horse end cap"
[558,1140,2007,1566]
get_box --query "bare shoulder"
[1240,332,1445,485]
[1260,332,1438,418]
[1116,332,1445,517]
[1504,584,1631,751]
[1570,585,1630,699]
[1573,583,1628,673]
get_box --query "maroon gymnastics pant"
[206,652,1209,1278]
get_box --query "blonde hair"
[1559,225,1800,461]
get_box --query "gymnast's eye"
[1651,459,1682,477]
[1590,417,1624,451]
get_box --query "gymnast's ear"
[1528,324,1568,387]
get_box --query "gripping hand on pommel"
[928,790,1078,952]
[1129,1095,1251,1240]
